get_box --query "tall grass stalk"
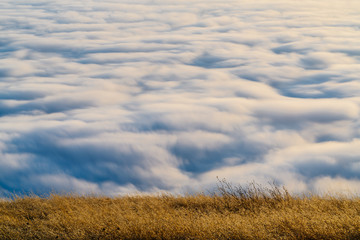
[1,180,359,239]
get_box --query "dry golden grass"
[1,180,360,239]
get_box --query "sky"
[1,0,360,196]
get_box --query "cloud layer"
[1,0,360,196]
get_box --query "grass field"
[1,179,360,239]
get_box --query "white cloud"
[34,174,101,194]
[312,177,360,196]
[1,0,360,196]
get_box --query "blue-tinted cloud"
[1,0,360,196]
